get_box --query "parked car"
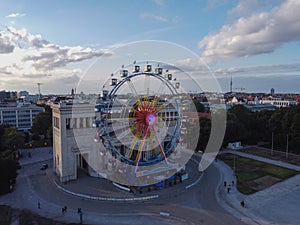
[40,163,48,170]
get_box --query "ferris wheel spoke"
[156,100,174,112]
[149,130,158,155]
[126,79,142,107]
[127,79,139,97]
[126,131,141,159]
[151,126,169,165]
[116,99,137,114]
[115,118,135,124]
[156,79,166,95]
[116,126,134,140]
[150,96,160,108]
[155,121,165,129]
[135,126,150,172]
[145,74,150,96]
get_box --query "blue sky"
[0,0,300,94]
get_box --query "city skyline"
[0,0,300,94]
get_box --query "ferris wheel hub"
[146,113,156,126]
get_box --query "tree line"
[188,100,300,154]
[224,104,300,153]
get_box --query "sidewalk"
[216,150,300,225]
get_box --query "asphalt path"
[1,155,246,225]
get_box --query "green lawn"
[218,154,299,195]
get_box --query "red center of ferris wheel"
[134,100,158,134]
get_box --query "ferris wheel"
[95,61,184,173]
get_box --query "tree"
[0,150,20,194]
[223,105,258,146]
[47,125,53,141]
[31,111,52,139]
[255,110,274,142]
[198,117,211,151]
[0,125,24,151]
[290,113,300,153]
[192,99,205,112]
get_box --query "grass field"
[218,154,299,195]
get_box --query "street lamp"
[286,134,289,160]
[233,155,236,175]
[271,132,274,156]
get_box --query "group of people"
[62,205,68,214]
[223,181,246,208]
[38,201,83,220]
[223,180,234,193]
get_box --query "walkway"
[216,149,300,225]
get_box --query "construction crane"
[37,83,43,99]
[233,87,245,93]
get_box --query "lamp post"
[286,134,289,160]
[233,155,236,175]
[271,132,274,156]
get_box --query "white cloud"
[6,13,26,18]
[0,35,14,53]
[228,0,267,18]
[214,63,300,77]
[198,0,300,63]
[169,57,300,82]
[140,13,168,22]
[174,58,208,72]
[206,0,231,9]
[153,0,164,7]
[0,26,113,93]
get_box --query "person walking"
[240,200,245,207]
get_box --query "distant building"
[0,104,45,131]
[244,104,276,112]
[0,90,11,100]
[21,94,40,103]
[270,88,275,95]
[227,141,242,150]
[18,91,29,98]
[260,96,297,108]
[0,90,17,100]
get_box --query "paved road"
[0,149,245,225]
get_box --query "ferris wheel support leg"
[151,126,169,165]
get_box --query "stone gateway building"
[51,101,101,182]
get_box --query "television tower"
[230,76,232,93]
[37,83,42,99]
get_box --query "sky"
[0,0,300,94]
